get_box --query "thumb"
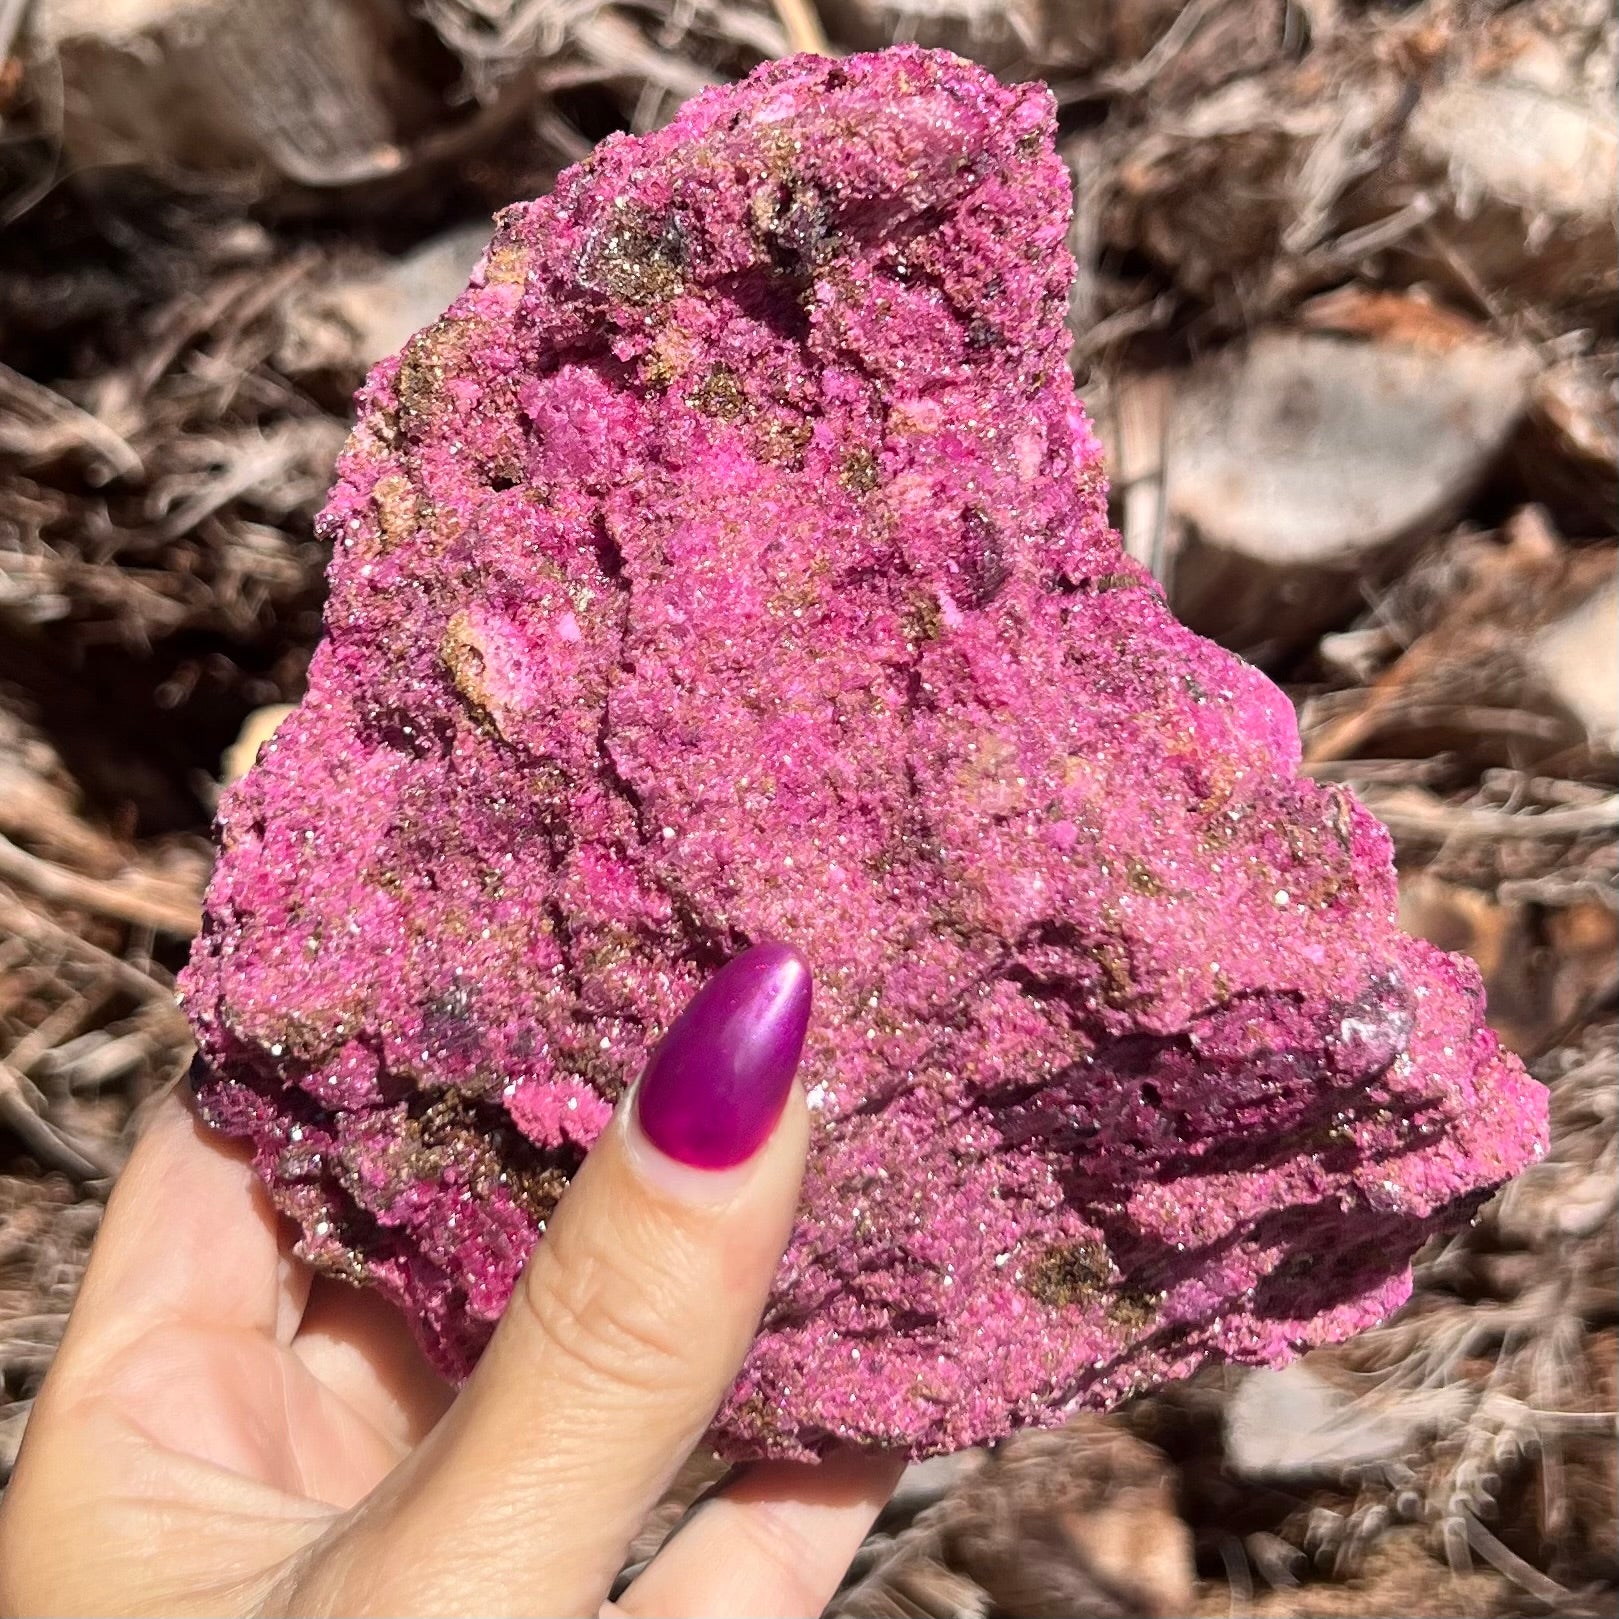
[293,943,813,1618]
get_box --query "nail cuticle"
[619,1098,775,1206]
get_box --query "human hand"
[0,943,901,1616]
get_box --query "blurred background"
[0,1,1613,1614]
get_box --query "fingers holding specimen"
[303,944,814,1616]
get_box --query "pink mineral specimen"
[182,47,1548,1460]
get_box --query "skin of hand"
[0,943,901,1617]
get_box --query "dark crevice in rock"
[591,509,626,584]
[706,265,814,349]
[594,713,647,840]
[662,885,752,976]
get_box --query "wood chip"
[1158,331,1536,658]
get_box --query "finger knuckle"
[516,1228,694,1396]
[724,1502,832,1618]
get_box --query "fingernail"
[634,942,811,1170]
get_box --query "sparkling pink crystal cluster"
[183,47,1547,1460]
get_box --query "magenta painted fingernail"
[635,942,811,1169]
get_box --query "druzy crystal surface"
[183,47,1547,1460]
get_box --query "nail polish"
[635,942,812,1170]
